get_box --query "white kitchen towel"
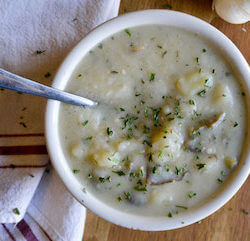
[0,0,120,240]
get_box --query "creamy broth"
[59,25,246,216]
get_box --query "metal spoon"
[0,68,98,107]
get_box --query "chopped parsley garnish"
[120,107,125,112]
[167,212,173,218]
[242,209,248,215]
[217,178,223,184]
[13,208,20,215]
[148,152,153,162]
[124,29,132,37]
[175,166,179,175]
[168,117,175,121]
[196,163,206,169]
[189,99,195,105]
[72,169,80,174]
[197,89,206,97]
[88,174,93,179]
[134,185,147,192]
[221,170,225,176]
[157,45,162,49]
[81,120,88,126]
[82,188,86,193]
[165,164,170,172]
[222,94,227,97]
[176,205,188,210]
[233,122,238,127]
[188,192,197,198]
[135,93,141,97]
[112,171,126,176]
[111,70,118,74]
[149,72,155,81]
[212,69,215,74]
[107,127,113,136]
[106,176,112,182]
[152,166,157,174]
[36,50,46,55]
[124,192,131,200]
[99,177,106,183]
[202,49,206,53]
[196,57,199,63]
[84,136,93,140]
[117,196,123,202]
[143,140,152,147]
[195,147,202,153]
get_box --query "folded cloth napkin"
[0,0,120,240]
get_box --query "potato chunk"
[176,70,213,96]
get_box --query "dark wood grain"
[83,1,250,241]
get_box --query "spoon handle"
[0,68,98,107]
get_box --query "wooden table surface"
[83,1,250,241]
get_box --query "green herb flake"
[196,57,199,63]
[111,70,118,74]
[242,209,248,215]
[120,107,125,112]
[13,208,20,215]
[117,196,123,202]
[197,89,206,97]
[106,176,112,182]
[99,177,106,183]
[188,191,197,198]
[212,69,215,74]
[143,140,152,147]
[217,178,223,184]
[167,212,173,218]
[202,49,206,53]
[221,170,225,176]
[81,120,89,126]
[148,152,153,162]
[196,163,206,169]
[152,166,157,174]
[233,122,238,127]
[84,136,93,141]
[222,94,227,97]
[72,169,80,174]
[107,127,113,136]
[149,72,155,81]
[189,99,195,105]
[112,171,126,176]
[88,174,93,179]
[176,205,188,210]
[124,192,131,200]
[197,220,202,224]
[82,188,86,193]
[165,164,170,172]
[36,50,46,55]
[134,185,147,192]
[135,93,141,97]
[124,29,132,37]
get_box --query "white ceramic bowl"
[46,10,250,230]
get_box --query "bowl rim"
[45,9,250,231]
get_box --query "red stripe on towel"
[0,145,47,155]
[0,133,44,138]
[1,224,16,241]
[17,219,39,241]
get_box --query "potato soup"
[59,25,246,217]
